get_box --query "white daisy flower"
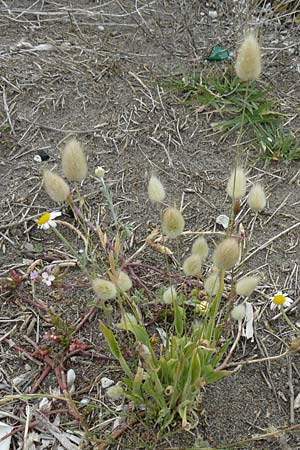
[37,211,61,230]
[270,291,293,310]
[41,271,55,287]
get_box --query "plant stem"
[51,226,88,276]
[228,81,250,236]
[281,306,300,337]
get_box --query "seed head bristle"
[92,278,116,301]
[162,207,185,239]
[226,167,247,200]
[191,236,209,259]
[236,275,259,297]
[235,31,261,82]
[62,138,88,181]
[213,238,240,271]
[247,183,266,212]
[148,175,165,203]
[183,254,202,277]
[43,169,70,203]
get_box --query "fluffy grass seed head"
[148,174,165,203]
[231,304,246,321]
[192,236,209,259]
[162,286,177,304]
[62,138,88,181]
[116,270,132,292]
[106,383,124,401]
[226,167,247,200]
[204,271,220,296]
[162,207,185,239]
[43,169,70,203]
[92,278,117,301]
[183,254,202,277]
[236,275,259,297]
[247,183,266,212]
[213,238,239,270]
[235,31,261,82]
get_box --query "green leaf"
[190,352,202,386]
[100,323,133,378]
[100,323,121,359]
[202,364,228,384]
[129,324,151,346]
[173,302,184,336]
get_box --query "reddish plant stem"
[0,409,72,443]
[74,306,97,333]
[19,294,49,312]
[127,265,153,299]
[125,262,203,288]
[29,366,52,394]
[0,420,40,443]
[63,349,116,362]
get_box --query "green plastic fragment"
[207,45,232,61]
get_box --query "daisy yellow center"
[38,212,51,225]
[273,294,286,305]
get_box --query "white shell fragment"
[67,369,76,392]
[0,421,13,450]
[216,214,229,229]
[294,392,300,409]
[208,10,218,18]
[242,302,254,341]
[101,377,115,389]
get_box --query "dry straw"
[235,31,261,82]
[226,167,247,200]
[162,207,185,238]
[213,238,239,270]
[247,183,266,211]
[62,138,88,181]
[148,175,165,203]
[43,169,70,203]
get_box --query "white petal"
[47,219,56,228]
[50,211,62,219]
[49,275,55,282]
[41,223,50,230]
[42,272,48,279]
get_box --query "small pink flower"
[41,271,55,287]
[30,270,39,280]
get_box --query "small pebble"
[208,10,218,19]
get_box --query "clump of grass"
[255,122,300,163]
[167,67,278,133]
[17,29,300,449]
